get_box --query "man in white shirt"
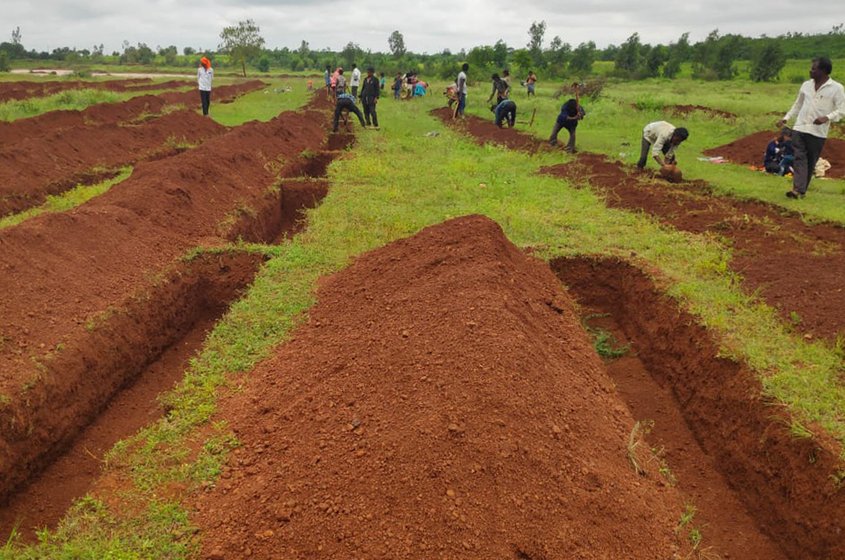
[456,63,469,118]
[636,121,688,169]
[350,64,362,98]
[779,57,845,199]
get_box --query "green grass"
[461,76,845,225]
[6,81,845,557]
[207,78,313,126]
[0,167,133,229]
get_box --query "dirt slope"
[705,130,845,178]
[193,215,684,559]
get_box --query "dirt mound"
[541,153,845,340]
[0,80,265,147]
[0,109,227,217]
[0,78,152,102]
[0,95,330,503]
[704,130,845,179]
[431,107,543,152]
[667,104,736,120]
[193,215,684,559]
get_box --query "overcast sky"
[5,0,844,55]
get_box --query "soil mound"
[541,153,845,340]
[0,78,152,103]
[704,130,845,179]
[431,107,542,152]
[0,80,265,147]
[0,97,330,502]
[0,109,227,217]
[667,104,736,120]
[193,215,683,559]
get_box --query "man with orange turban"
[198,57,213,115]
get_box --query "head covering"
[200,57,211,69]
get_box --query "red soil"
[0,94,333,503]
[542,153,845,340]
[555,257,845,559]
[666,104,736,120]
[0,252,264,541]
[434,109,845,341]
[0,109,227,217]
[0,80,265,147]
[431,107,542,152]
[0,78,153,102]
[704,130,845,178]
[193,215,685,559]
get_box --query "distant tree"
[642,45,667,77]
[11,27,21,45]
[298,40,310,57]
[257,56,270,72]
[527,20,546,66]
[184,46,196,56]
[569,41,596,76]
[547,35,572,73]
[159,45,178,65]
[341,41,362,68]
[663,32,691,78]
[219,19,266,76]
[750,40,786,81]
[388,30,406,58]
[510,49,533,72]
[137,43,155,64]
[615,32,642,76]
[0,52,9,72]
[492,39,508,68]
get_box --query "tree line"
[1,21,844,82]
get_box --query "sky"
[5,0,844,55]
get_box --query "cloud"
[6,0,843,54]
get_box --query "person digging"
[549,88,585,153]
[332,92,366,133]
[491,98,517,128]
[636,121,689,182]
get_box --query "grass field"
[3,73,845,557]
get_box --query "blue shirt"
[337,93,356,102]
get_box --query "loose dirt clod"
[193,215,684,559]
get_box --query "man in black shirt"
[549,98,584,153]
[360,67,380,128]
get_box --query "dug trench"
[553,256,845,560]
[0,94,350,538]
[0,251,265,542]
[191,215,842,559]
[432,107,845,341]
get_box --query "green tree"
[569,41,596,76]
[492,39,508,68]
[257,56,270,72]
[750,40,786,81]
[11,26,21,45]
[184,46,196,56]
[663,32,690,78]
[341,41,362,68]
[0,51,9,72]
[643,45,667,77]
[219,19,266,77]
[510,49,533,72]
[388,30,406,58]
[528,20,546,66]
[615,32,642,76]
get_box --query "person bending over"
[492,99,517,128]
[764,128,794,176]
[549,98,585,153]
[333,93,366,132]
[636,121,688,169]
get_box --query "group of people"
[194,55,844,200]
